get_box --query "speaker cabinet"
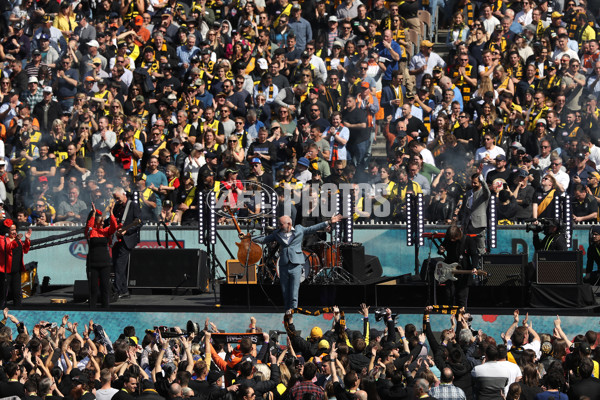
[536,251,582,284]
[482,254,527,286]
[73,280,90,302]
[363,255,383,281]
[128,249,209,290]
[340,243,365,279]
[226,260,257,284]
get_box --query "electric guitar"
[114,218,142,244]
[434,261,488,284]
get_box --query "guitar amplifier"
[226,260,257,284]
[481,254,527,286]
[536,251,582,284]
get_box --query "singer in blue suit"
[246,214,343,309]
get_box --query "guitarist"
[112,187,142,299]
[438,225,475,307]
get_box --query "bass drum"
[276,250,321,283]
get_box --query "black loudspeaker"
[363,255,383,282]
[481,254,527,286]
[128,249,209,291]
[536,251,582,284]
[341,243,365,279]
[226,260,257,284]
[73,280,90,302]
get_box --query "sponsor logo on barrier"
[69,240,184,259]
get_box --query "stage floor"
[18,280,600,315]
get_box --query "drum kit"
[259,233,355,285]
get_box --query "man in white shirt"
[408,40,446,88]
[552,34,580,63]
[476,132,506,178]
[473,345,522,397]
[543,155,570,193]
[481,4,501,35]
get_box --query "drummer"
[251,214,344,309]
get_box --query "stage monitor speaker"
[536,251,582,284]
[128,249,209,290]
[340,243,365,280]
[73,280,90,302]
[481,254,527,286]
[363,255,383,281]
[226,260,257,284]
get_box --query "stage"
[20,279,600,312]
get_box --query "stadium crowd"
[0,0,598,225]
[0,306,597,400]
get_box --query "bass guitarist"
[112,187,142,299]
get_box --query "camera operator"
[531,218,567,252]
[585,226,600,284]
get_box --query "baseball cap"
[193,143,205,152]
[92,57,102,65]
[421,40,434,47]
[43,86,53,93]
[135,95,145,102]
[250,157,262,164]
[590,171,600,180]
[551,11,563,18]
[28,77,38,84]
[87,39,99,48]
[40,33,50,40]
[301,50,310,58]
[494,117,504,125]
[310,326,323,339]
[283,162,294,169]
[356,39,367,47]
[328,16,338,23]
[333,40,343,48]
[84,76,95,82]
[205,151,217,158]
[38,176,48,183]
[536,119,547,126]
[298,157,310,168]
[134,15,144,26]
[517,169,529,178]
[495,154,507,161]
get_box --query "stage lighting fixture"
[563,194,572,248]
[417,193,424,247]
[133,190,139,205]
[209,191,216,245]
[345,191,353,243]
[406,193,413,247]
[271,191,277,228]
[488,195,497,249]
[198,191,204,244]
[335,192,342,242]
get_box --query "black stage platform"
[220,282,598,309]
[17,280,600,314]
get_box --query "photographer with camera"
[530,218,567,252]
[585,226,600,284]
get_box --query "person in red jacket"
[85,203,118,308]
[0,219,31,307]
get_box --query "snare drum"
[276,249,321,283]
